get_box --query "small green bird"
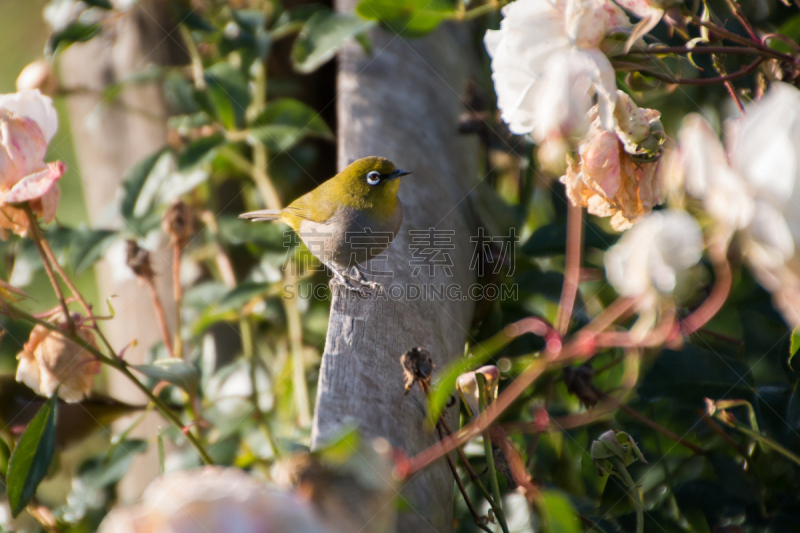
[240,156,411,293]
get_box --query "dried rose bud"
[125,239,154,280]
[456,365,500,417]
[400,346,434,394]
[162,199,195,246]
[16,310,100,402]
[16,60,58,95]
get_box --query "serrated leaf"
[203,63,250,129]
[6,394,58,517]
[789,326,800,369]
[356,0,454,37]
[536,490,581,533]
[132,359,200,397]
[248,98,333,152]
[83,0,113,8]
[46,22,102,57]
[68,228,118,275]
[119,148,170,220]
[217,282,272,312]
[177,134,225,170]
[292,11,376,74]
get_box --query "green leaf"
[132,359,200,397]
[46,22,102,57]
[6,394,58,517]
[68,228,118,275]
[217,282,272,312]
[83,0,113,8]
[356,0,455,37]
[177,134,226,170]
[203,63,250,129]
[536,490,581,533]
[272,4,326,37]
[292,11,376,74]
[120,148,170,220]
[522,221,617,257]
[428,329,541,424]
[789,326,800,369]
[248,98,333,152]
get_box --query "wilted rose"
[98,467,330,533]
[0,90,64,238]
[16,311,100,403]
[484,0,631,145]
[561,91,666,230]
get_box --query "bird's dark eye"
[366,170,381,185]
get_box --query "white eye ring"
[366,171,381,185]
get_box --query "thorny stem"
[713,54,746,113]
[0,304,213,464]
[555,201,582,336]
[620,45,780,58]
[24,206,73,331]
[147,280,175,358]
[690,16,795,62]
[436,424,491,533]
[679,240,732,337]
[617,58,765,86]
[172,243,184,359]
[38,230,117,355]
[722,0,760,43]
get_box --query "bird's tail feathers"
[239,209,282,222]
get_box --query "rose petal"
[0,90,59,143]
[3,161,65,204]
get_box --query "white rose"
[604,209,703,301]
[484,0,630,142]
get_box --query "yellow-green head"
[325,156,411,212]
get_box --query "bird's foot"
[328,268,383,296]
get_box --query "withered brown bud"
[162,199,195,246]
[126,239,154,280]
[400,346,435,394]
[563,364,600,408]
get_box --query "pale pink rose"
[484,0,631,144]
[16,311,101,403]
[560,91,665,230]
[98,467,330,533]
[0,90,64,237]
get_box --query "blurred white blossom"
[44,0,138,31]
[484,0,631,147]
[561,91,666,230]
[678,82,800,326]
[98,467,329,533]
[604,209,703,303]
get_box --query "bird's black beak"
[389,168,412,179]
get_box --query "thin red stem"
[555,201,582,335]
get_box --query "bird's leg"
[350,265,383,295]
[325,262,365,293]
